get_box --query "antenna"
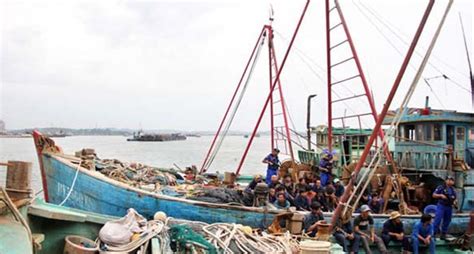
[269,4,275,22]
[459,12,474,108]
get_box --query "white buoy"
[153,211,167,221]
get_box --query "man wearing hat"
[381,211,410,252]
[432,175,457,239]
[354,205,387,254]
[263,148,281,185]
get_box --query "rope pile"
[202,223,298,254]
[93,158,179,187]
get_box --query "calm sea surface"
[0,135,295,193]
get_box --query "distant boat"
[127,131,187,142]
[45,130,69,138]
[186,133,201,138]
[243,134,260,138]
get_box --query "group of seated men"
[305,202,436,254]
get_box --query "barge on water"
[127,130,187,142]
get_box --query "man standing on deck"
[263,148,280,185]
[432,175,457,239]
[319,150,334,186]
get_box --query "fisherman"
[411,214,435,254]
[368,192,383,214]
[184,167,195,181]
[333,178,345,199]
[268,188,277,203]
[333,217,361,254]
[268,175,281,189]
[354,205,388,254]
[323,186,337,212]
[294,186,310,211]
[303,201,326,237]
[381,211,410,252]
[319,149,334,186]
[273,192,290,209]
[432,175,457,239]
[245,175,263,193]
[312,179,324,194]
[263,148,281,185]
[283,174,295,197]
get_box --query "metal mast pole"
[235,0,311,175]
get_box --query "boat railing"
[394,151,450,170]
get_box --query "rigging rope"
[344,0,453,215]
[357,0,471,83]
[274,32,374,129]
[203,35,266,171]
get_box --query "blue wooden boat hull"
[40,153,471,234]
[41,154,279,228]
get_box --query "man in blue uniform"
[411,214,435,254]
[319,150,334,186]
[432,175,457,239]
[263,148,280,185]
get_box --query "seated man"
[354,205,388,254]
[333,217,360,254]
[282,174,295,197]
[333,178,345,199]
[268,188,276,203]
[268,175,281,189]
[368,192,383,214]
[294,186,310,211]
[382,211,410,251]
[323,186,337,212]
[245,175,263,193]
[303,201,325,237]
[411,214,435,254]
[273,192,290,209]
[312,179,324,194]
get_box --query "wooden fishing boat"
[32,131,472,236]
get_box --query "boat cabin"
[383,107,474,170]
[298,125,373,169]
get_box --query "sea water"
[0,135,296,193]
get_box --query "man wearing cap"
[333,178,345,199]
[303,201,325,237]
[432,175,457,239]
[381,211,410,252]
[354,205,387,254]
[263,148,281,185]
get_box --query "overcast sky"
[1,0,472,131]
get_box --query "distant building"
[0,120,5,133]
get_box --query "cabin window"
[456,127,465,141]
[404,125,416,141]
[470,128,474,142]
[433,124,442,141]
[416,124,423,141]
[424,124,432,141]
